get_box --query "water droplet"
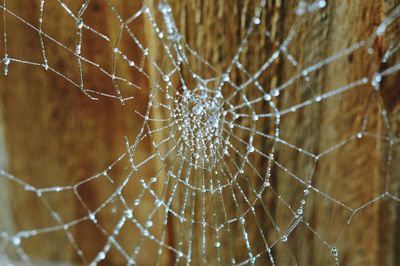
[89,213,96,221]
[3,56,10,66]
[76,18,84,29]
[254,17,261,25]
[24,185,34,191]
[192,104,203,115]
[183,90,191,99]
[208,115,219,128]
[155,199,162,207]
[263,93,272,101]
[215,241,221,247]
[124,209,133,218]
[98,251,106,260]
[281,235,288,242]
[141,229,149,236]
[76,44,81,55]
[271,89,279,97]
[331,247,338,256]
[215,90,222,98]
[146,221,153,228]
[11,237,21,246]
[247,145,255,153]
[371,73,382,89]
[222,74,230,82]
[296,1,307,16]
[376,24,386,36]
[158,2,172,13]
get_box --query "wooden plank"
[0,0,399,265]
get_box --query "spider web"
[0,0,400,265]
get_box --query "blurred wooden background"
[0,0,399,265]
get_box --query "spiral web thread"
[0,0,400,265]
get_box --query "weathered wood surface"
[0,0,399,265]
[0,1,164,265]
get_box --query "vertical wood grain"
[0,0,399,265]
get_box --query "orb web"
[0,0,400,265]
